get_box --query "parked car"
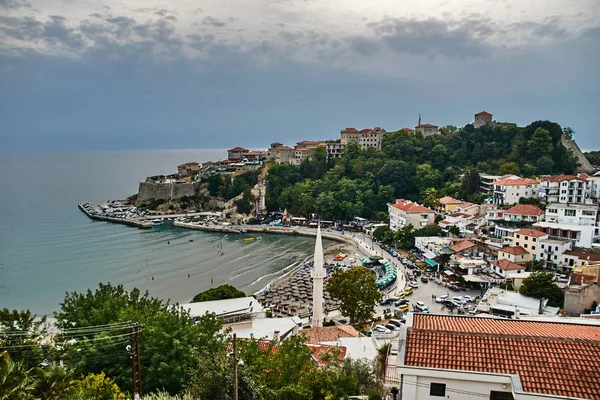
[403,287,414,296]
[409,281,419,288]
[443,300,460,309]
[385,324,397,331]
[463,295,474,302]
[415,301,428,311]
[380,298,394,306]
[453,296,466,305]
[374,324,390,333]
[388,319,405,327]
[397,304,409,313]
[420,276,429,283]
[383,308,391,315]
[395,299,409,306]
[435,294,449,303]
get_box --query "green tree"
[448,225,460,238]
[394,224,415,249]
[31,363,76,400]
[65,372,125,400]
[414,224,443,237]
[192,285,246,302]
[54,283,226,395]
[0,308,49,370]
[0,354,35,399]
[373,226,394,244]
[527,127,554,160]
[459,168,481,200]
[420,188,440,209]
[498,162,520,176]
[535,156,555,175]
[326,267,381,325]
[519,271,564,307]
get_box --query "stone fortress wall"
[137,181,201,202]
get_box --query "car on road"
[463,295,474,302]
[409,281,419,288]
[453,296,467,305]
[420,276,429,283]
[395,299,409,306]
[435,294,449,303]
[403,287,414,296]
[374,324,391,333]
[385,324,398,331]
[415,301,428,311]
[388,319,405,327]
[395,293,406,300]
[383,308,391,315]
[380,298,394,306]
[443,300,460,309]
[397,304,409,312]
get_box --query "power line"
[0,332,136,349]
[399,379,491,398]
[0,321,133,337]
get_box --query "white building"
[340,127,386,150]
[476,287,559,318]
[388,199,435,231]
[492,176,540,205]
[502,204,545,223]
[539,174,590,204]
[181,297,265,325]
[395,314,596,400]
[533,221,597,249]
[490,258,526,278]
[544,203,599,226]
[414,123,440,136]
[537,237,572,271]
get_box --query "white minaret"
[311,224,326,328]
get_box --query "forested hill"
[265,120,582,221]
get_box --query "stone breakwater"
[78,203,152,228]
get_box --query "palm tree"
[0,354,35,400]
[31,363,76,400]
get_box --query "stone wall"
[561,135,594,172]
[137,181,200,203]
[564,283,600,315]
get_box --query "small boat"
[151,219,164,226]
[243,237,255,242]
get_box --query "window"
[565,209,576,217]
[430,383,446,397]
[532,246,536,250]
[490,391,515,400]
[532,238,536,242]
[583,210,595,216]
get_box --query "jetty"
[78,203,152,229]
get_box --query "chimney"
[539,299,544,315]
[273,330,280,342]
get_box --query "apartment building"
[325,140,345,160]
[492,176,540,205]
[537,237,572,271]
[388,199,435,231]
[545,203,599,226]
[539,175,590,204]
[437,196,464,214]
[497,246,533,264]
[533,221,597,249]
[502,204,545,223]
[510,228,548,256]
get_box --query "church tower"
[311,224,326,328]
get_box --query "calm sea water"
[0,150,324,316]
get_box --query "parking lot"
[377,263,485,317]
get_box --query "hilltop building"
[340,127,386,150]
[473,111,493,128]
[415,123,439,136]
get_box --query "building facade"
[415,123,440,136]
[539,175,589,204]
[492,177,540,205]
[510,228,548,256]
[340,127,386,150]
[473,111,493,128]
[388,199,435,231]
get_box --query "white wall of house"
[545,203,598,226]
[536,238,572,270]
[533,222,597,248]
[512,233,548,255]
[493,183,540,205]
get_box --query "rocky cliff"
[561,135,594,172]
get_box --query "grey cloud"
[0,0,30,9]
[366,17,494,59]
[202,16,226,27]
[508,18,568,40]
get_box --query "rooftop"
[301,325,360,344]
[341,127,359,133]
[564,251,600,262]
[391,199,434,214]
[415,123,438,129]
[228,146,249,152]
[504,204,545,217]
[180,297,264,318]
[475,111,492,116]
[514,228,548,237]
[493,177,540,186]
[449,240,476,253]
[439,196,463,205]
[492,258,523,271]
[404,314,600,398]
[541,174,584,182]
[499,246,529,256]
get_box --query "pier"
[78,203,152,229]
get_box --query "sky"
[0,0,598,152]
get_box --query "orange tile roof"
[450,241,476,253]
[492,258,523,271]
[300,326,360,344]
[439,196,463,205]
[405,315,600,398]
[391,199,434,214]
[416,123,438,129]
[499,246,529,255]
[541,174,583,182]
[342,127,359,133]
[448,212,472,218]
[475,111,492,116]
[564,251,600,262]
[504,204,545,216]
[228,147,249,152]
[514,228,548,238]
[493,177,540,186]
[308,344,347,365]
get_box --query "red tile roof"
[399,128,414,132]
[391,199,434,214]
[541,174,583,182]
[492,258,523,271]
[415,123,438,129]
[405,314,600,399]
[504,204,544,217]
[300,326,360,344]
[448,212,472,218]
[493,177,540,186]
[439,196,463,205]
[475,111,492,116]
[499,246,529,256]
[308,344,347,365]
[514,228,548,238]
[342,128,359,133]
[450,241,476,253]
[228,147,249,152]
[243,151,259,156]
[564,251,600,262]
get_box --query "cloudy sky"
[1,0,598,152]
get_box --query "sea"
[0,149,328,316]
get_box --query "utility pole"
[129,323,143,400]
[232,333,238,400]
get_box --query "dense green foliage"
[266,121,580,220]
[326,267,382,325]
[192,284,246,303]
[519,271,564,307]
[207,170,260,201]
[235,187,256,215]
[584,151,600,166]
[53,283,226,395]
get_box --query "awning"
[426,259,438,267]
[370,255,384,261]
